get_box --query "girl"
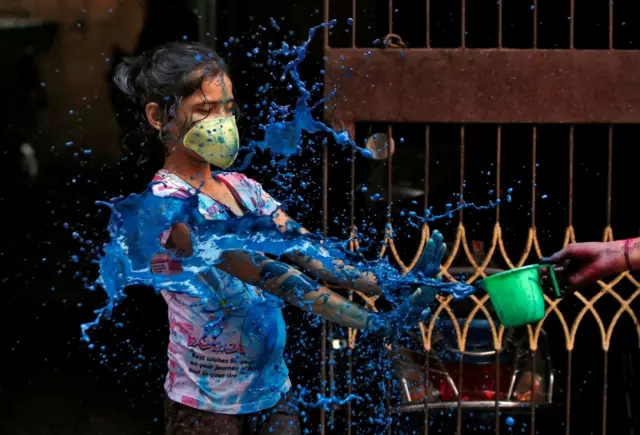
[114,41,444,435]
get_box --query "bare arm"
[166,223,385,332]
[545,237,640,286]
[270,209,383,295]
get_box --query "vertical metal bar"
[425,125,431,211]
[532,126,537,228]
[323,0,330,49]
[423,126,431,435]
[388,0,393,34]
[426,0,431,48]
[386,348,393,435]
[569,0,575,49]
[386,124,394,435]
[461,0,466,48]
[329,322,335,427]
[530,352,537,435]
[347,348,353,435]
[424,348,431,435]
[319,144,329,435]
[533,0,538,48]
[608,0,614,49]
[497,0,503,48]
[456,357,464,434]
[321,0,330,427]
[565,351,573,435]
[607,126,613,227]
[347,146,355,435]
[603,351,609,435]
[496,125,502,221]
[387,125,394,218]
[351,0,357,48]
[459,126,465,224]
[569,126,574,227]
[494,351,501,435]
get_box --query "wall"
[5,0,144,162]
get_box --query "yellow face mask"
[182,116,240,169]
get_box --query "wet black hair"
[113,41,229,165]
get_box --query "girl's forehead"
[196,73,234,101]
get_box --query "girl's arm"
[270,209,444,295]
[166,223,432,335]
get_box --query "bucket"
[478,264,564,327]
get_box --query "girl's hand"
[370,286,438,337]
[542,241,627,287]
[415,230,446,278]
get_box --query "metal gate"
[321,1,640,434]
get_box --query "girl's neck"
[163,148,213,183]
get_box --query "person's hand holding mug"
[543,238,640,287]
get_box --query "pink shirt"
[150,170,291,414]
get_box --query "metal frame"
[320,1,640,435]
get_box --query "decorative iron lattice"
[320,1,640,435]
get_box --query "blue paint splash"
[82,20,486,341]
[75,19,511,431]
[237,20,372,170]
[81,187,476,341]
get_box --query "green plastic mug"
[478,264,564,327]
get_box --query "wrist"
[621,238,640,271]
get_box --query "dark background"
[2,0,640,434]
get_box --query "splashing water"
[82,19,489,341]
[236,20,372,170]
[77,19,507,431]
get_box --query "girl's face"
[146,71,235,161]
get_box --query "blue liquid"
[77,20,509,425]
[82,20,489,341]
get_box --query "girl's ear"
[145,102,163,131]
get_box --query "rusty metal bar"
[425,0,430,48]
[568,126,574,227]
[494,351,501,435]
[347,348,353,435]
[387,124,394,218]
[603,351,609,435]
[347,146,355,434]
[456,356,464,434]
[386,348,393,435]
[323,0,329,49]
[351,0,356,48]
[461,0,466,48]
[319,143,329,435]
[496,125,501,221]
[607,126,613,227]
[459,126,465,224]
[569,0,575,49]
[566,351,573,435]
[424,125,430,211]
[533,0,538,48]
[609,0,614,49]
[324,49,640,124]
[530,352,537,435]
[531,126,537,228]
[424,347,431,435]
[388,0,393,35]
[386,123,394,435]
[497,0,502,49]
[329,322,335,427]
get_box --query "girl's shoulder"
[150,169,194,199]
